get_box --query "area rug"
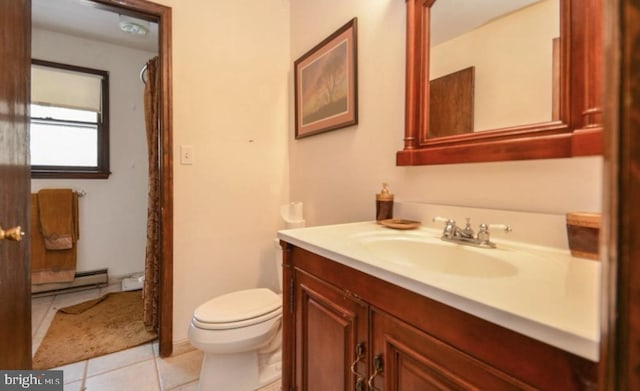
[33,290,157,369]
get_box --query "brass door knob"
[0,225,24,241]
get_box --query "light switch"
[180,145,194,165]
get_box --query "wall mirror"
[397,0,603,166]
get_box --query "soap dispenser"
[376,183,394,221]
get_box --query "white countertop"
[278,221,600,361]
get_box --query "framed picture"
[294,18,358,139]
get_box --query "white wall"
[31,29,155,278]
[152,0,291,343]
[289,1,602,223]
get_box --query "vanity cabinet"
[281,242,597,391]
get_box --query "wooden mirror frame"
[397,0,603,166]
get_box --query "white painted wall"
[151,0,291,343]
[289,1,602,223]
[31,29,155,278]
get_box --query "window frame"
[30,59,111,179]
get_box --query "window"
[30,59,110,179]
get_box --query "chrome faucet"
[433,217,511,249]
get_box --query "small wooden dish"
[378,219,421,230]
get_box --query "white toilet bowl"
[188,233,287,391]
[188,288,282,391]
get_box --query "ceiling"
[431,0,542,46]
[32,0,541,58]
[32,0,159,53]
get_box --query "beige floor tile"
[63,380,84,391]
[258,380,281,391]
[84,359,160,391]
[52,360,87,384]
[51,288,101,310]
[152,341,196,358]
[99,282,122,295]
[156,349,203,391]
[172,340,197,356]
[32,308,57,355]
[166,381,198,391]
[32,294,55,307]
[86,342,155,377]
[31,295,54,336]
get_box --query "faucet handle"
[487,223,512,233]
[433,217,457,229]
[462,218,475,236]
[477,223,490,243]
[476,223,510,248]
[433,217,456,239]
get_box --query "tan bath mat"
[33,290,157,369]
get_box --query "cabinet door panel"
[295,269,368,391]
[393,343,467,390]
[371,309,536,391]
[305,298,351,390]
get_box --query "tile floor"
[32,285,281,391]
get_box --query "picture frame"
[294,18,358,139]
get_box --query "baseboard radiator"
[32,268,109,297]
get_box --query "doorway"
[30,0,174,358]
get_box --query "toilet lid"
[194,288,282,325]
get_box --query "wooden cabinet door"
[370,309,536,391]
[294,269,369,391]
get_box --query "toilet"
[188,241,283,391]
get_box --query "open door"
[0,0,32,369]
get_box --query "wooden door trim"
[83,0,174,357]
[600,0,640,388]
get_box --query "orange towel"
[38,189,77,250]
[31,191,79,284]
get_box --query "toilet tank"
[274,238,283,292]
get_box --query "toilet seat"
[193,288,282,330]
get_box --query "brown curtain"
[143,56,160,331]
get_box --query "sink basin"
[353,231,518,278]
